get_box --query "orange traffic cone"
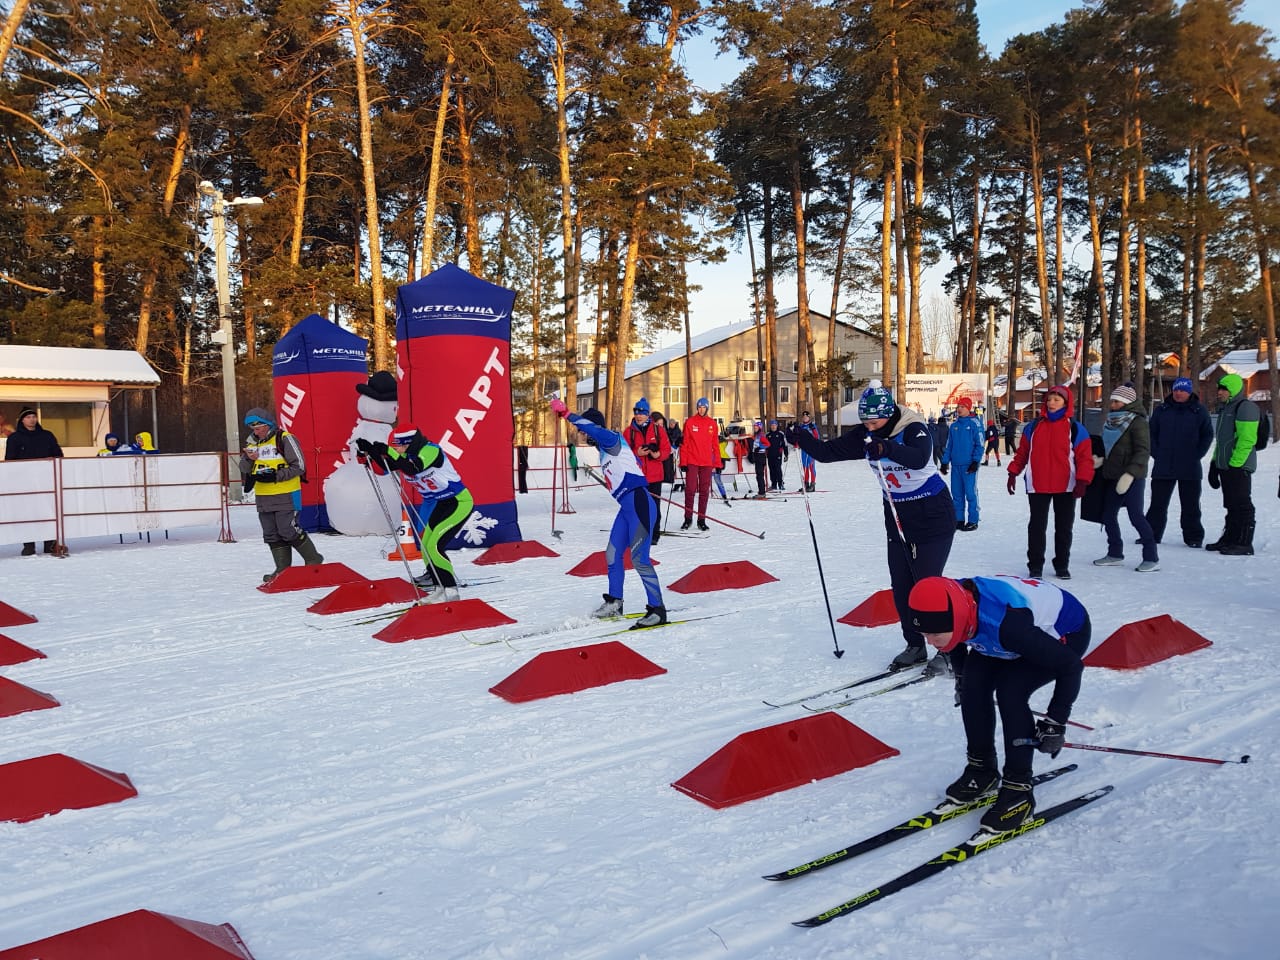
[386,507,421,561]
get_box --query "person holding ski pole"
[789,381,955,676]
[906,574,1091,835]
[357,422,473,602]
[550,398,667,629]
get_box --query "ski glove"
[1208,462,1220,490]
[1073,480,1088,499]
[863,436,887,460]
[1033,718,1066,758]
[549,398,569,419]
[966,462,979,474]
[1007,473,1017,495]
[1115,473,1134,495]
[356,438,389,468]
[1093,454,1104,470]
[939,463,949,475]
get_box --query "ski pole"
[362,459,427,603]
[799,475,843,659]
[870,453,917,574]
[583,466,765,540]
[1032,710,1095,731]
[1013,739,1249,766]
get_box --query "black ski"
[763,765,1078,881]
[792,786,1114,927]
[763,668,902,708]
[802,671,933,711]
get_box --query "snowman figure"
[323,370,406,536]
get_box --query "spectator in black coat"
[4,407,64,556]
[1146,377,1214,548]
[1004,417,1019,454]
[764,420,788,490]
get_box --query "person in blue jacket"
[940,396,984,531]
[907,574,1091,835]
[1145,377,1214,548]
[790,381,955,676]
[550,398,666,628]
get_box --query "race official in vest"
[240,407,324,582]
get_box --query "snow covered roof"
[1201,348,1272,382]
[0,345,160,386]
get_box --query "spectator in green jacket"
[1206,373,1260,556]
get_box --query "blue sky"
[670,0,1280,345]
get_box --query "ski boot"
[978,778,1035,834]
[592,594,623,618]
[944,757,1000,805]
[630,605,667,629]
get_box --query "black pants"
[1145,475,1204,544]
[884,493,955,649]
[1219,466,1254,530]
[1026,492,1076,573]
[755,458,767,494]
[767,455,784,489]
[960,618,1091,782]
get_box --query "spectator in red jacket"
[622,397,671,541]
[1006,384,1095,579]
[679,397,722,531]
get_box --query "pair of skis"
[763,665,930,709]
[764,765,1112,926]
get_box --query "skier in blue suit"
[940,396,985,530]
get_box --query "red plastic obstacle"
[0,754,137,823]
[671,713,899,809]
[0,677,59,718]
[373,599,516,643]
[257,562,367,593]
[838,589,899,628]
[489,641,667,703]
[307,578,419,615]
[0,634,46,666]
[565,550,660,578]
[0,601,37,627]
[1083,613,1212,669]
[667,560,778,594]
[0,910,256,960]
[474,540,561,565]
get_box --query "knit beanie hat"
[244,407,275,428]
[389,422,418,445]
[633,397,650,415]
[1110,384,1137,405]
[696,397,709,410]
[580,407,605,428]
[17,406,36,421]
[955,396,973,411]
[1217,373,1243,398]
[1172,377,1194,394]
[907,577,977,652]
[858,381,897,421]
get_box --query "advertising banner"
[272,313,369,531]
[902,373,988,419]
[395,263,521,546]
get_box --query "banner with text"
[272,313,369,531]
[902,374,988,419]
[395,263,521,546]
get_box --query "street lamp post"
[198,181,263,464]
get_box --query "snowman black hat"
[356,370,398,402]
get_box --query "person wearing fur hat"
[5,406,65,556]
[940,395,984,531]
[1206,373,1261,555]
[1007,384,1095,578]
[240,407,325,581]
[1094,383,1159,571]
[790,381,956,676]
[549,398,666,628]
[907,574,1091,834]
[357,422,473,602]
[1146,377,1214,548]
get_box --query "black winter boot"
[1220,522,1255,556]
[263,544,293,582]
[889,645,928,671]
[944,758,1000,804]
[1205,523,1234,552]
[978,779,1035,834]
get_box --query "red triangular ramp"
[668,560,777,594]
[838,589,899,628]
[0,634,46,666]
[0,753,137,823]
[0,910,256,959]
[0,677,59,718]
[1083,613,1212,670]
[307,578,419,614]
[0,601,37,627]
[489,641,667,702]
[671,712,899,809]
[474,540,561,565]
[374,599,516,643]
[258,563,368,593]
[565,550,659,578]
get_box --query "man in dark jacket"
[764,419,788,490]
[4,406,64,556]
[1145,377,1214,548]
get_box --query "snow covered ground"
[0,454,1275,959]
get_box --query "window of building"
[792,360,799,373]
[779,386,791,404]
[742,359,767,373]
[711,386,724,405]
[11,402,98,448]
[844,386,855,403]
[873,359,883,373]
[662,386,688,407]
